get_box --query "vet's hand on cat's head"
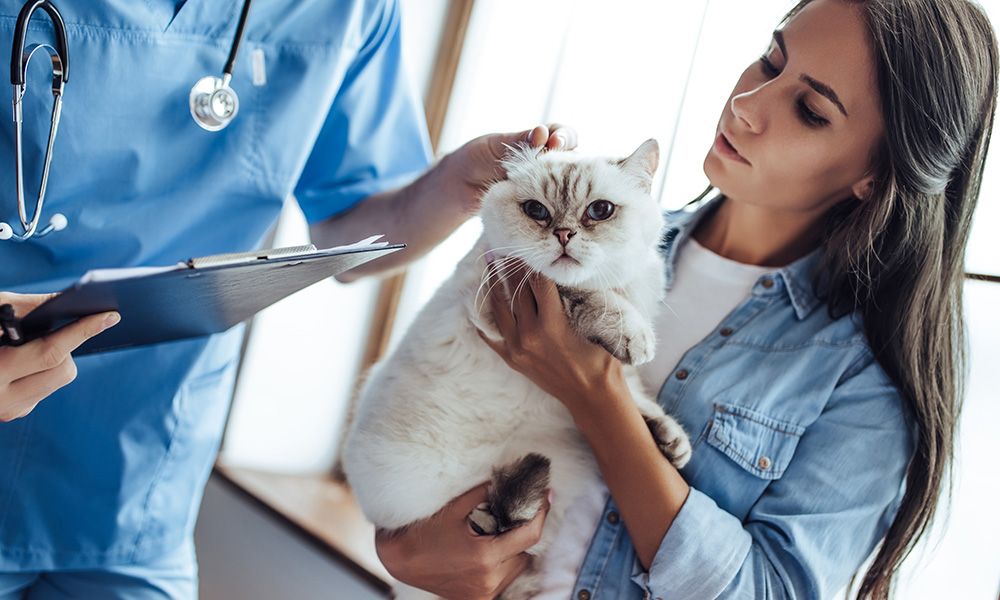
[374,480,550,600]
[478,260,626,417]
[444,123,578,212]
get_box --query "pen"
[0,303,24,346]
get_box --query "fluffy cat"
[342,139,691,600]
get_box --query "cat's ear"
[616,139,660,193]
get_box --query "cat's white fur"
[343,140,690,600]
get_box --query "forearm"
[309,154,478,282]
[570,381,691,569]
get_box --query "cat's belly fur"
[343,245,612,531]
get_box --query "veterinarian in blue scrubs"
[0,1,571,596]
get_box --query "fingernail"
[547,489,554,504]
[104,312,121,328]
[554,133,566,148]
[529,125,544,145]
[485,250,495,264]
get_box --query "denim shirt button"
[577,589,592,600]
[606,510,620,525]
[675,369,689,380]
[758,455,772,470]
[761,277,775,289]
[720,327,734,337]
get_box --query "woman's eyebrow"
[773,30,849,118]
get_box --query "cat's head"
[480,139,663,287]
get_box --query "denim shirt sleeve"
[630,356,913,599]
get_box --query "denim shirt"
[572,200,914,599]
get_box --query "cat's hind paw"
[644,414,692,468]
[467,453,550,536]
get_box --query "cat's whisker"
[497,248,545,316]
[477,257,525,313]
[592,263,625,357]
[659,298,679,319]
[478,249,543,312]
[475,244,533,262]
[509,268,535,316]
[595,264,612,325]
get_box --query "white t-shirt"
[535,237,772,598]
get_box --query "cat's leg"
[462,453,550,600]
[469,453,551,600]
[628,381,692,469]
[558,286,656,366]
[468,453,550,535]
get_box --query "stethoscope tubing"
[3,0,254,241]
[10,0,69,86]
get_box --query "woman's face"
[704,0,885,214]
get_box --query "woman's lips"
[713,132,751,166]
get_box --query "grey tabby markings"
[468,453,550,536]
[644,415,693,468]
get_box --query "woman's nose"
[730,90,765,134]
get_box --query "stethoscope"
[0,0,254,242]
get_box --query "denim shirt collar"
[659,197,824,320]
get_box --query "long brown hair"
[777,1,998,598]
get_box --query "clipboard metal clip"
[185,244,318,269]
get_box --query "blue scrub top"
[0,0,431,570]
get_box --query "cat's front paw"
[644,414,692,468]
[622,323,656,365]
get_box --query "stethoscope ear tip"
[0,214,68,241]
[49,213,67,231]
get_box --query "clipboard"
[0,236,404,355]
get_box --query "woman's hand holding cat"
[478,262,628,418]
[375,481,550,600]
[0,292,120,422]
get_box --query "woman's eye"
[797,100,829,127]
[759,55,780,78]
[586,200,615,221]
[757,53,830,128]
[521,200,550,221]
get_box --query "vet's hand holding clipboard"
[0,292,117,422]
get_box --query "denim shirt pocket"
[705,403,806,479]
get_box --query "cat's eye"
[522,200,551,221]
[586,200,615,221]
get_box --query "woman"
[375,0,998,598]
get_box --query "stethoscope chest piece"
[189,0,253,132]
[189,75,239,132]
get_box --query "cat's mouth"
[552,253,581,266]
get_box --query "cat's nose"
[554,228,576,247]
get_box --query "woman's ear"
[851,174,875,201]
